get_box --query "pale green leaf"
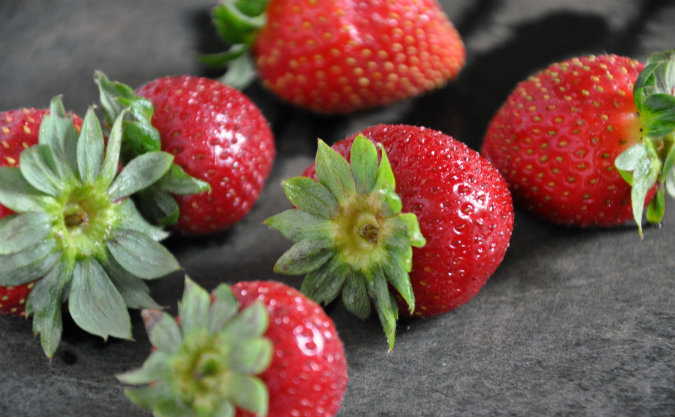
[178,278,211,336]
[108,152,174,201]
[0,212,52,255]
[68,258,132,340]
[106,229,180,279]
[0,166,46,212]
[350,134,378,194]
[24,262,70,358]
[76,107,105,184]
[282,176,338,218]
[315,139,355,201]
[273,240,334,275]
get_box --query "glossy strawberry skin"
[137,76,275,234]
[481,54,650,226]
[253,0,465,114]
[0,108,81,316]
[230,281,348,417]
[304,125,514,317]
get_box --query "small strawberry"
[0,96,180,357]
[201,0,466,114]
[96,72,276,235]
[265,124,514,349]
[481,50,675,236]
[118,278,348,417]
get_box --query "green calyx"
[94,71,210,226]
[0,96,181,357]
[615,49,675,237]
[265,135,426,350]
[118,277,272,417]
[199,0,270,89]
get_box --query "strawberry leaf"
[142,309,182,354]
[281,176,338,218]
[108,151,174,201]
[301,257,349,305]
[156,164,210,195]
[264,209,333,243]
[38,96,78,181]
[209,284,239,333]
[367,269,398,351]
[137,187,180,226]
[646,188,666,224]
[24,262,69,358]
[219,52,258,90]
[118,199,170,242]
[221,301,268,340]
[351,134,379,194]
[342,272,371,320]
[106,229,181,279]
[117,350,171,385]
[19,145,63,196]
[226,373,268,416]
[0,167,45,212]
[104,256,162,310]
[273,240,334,275]
[228,337,272,375]
[68,258,132,340]
[0,241,60,286]
[316,139,356,201]
[97,109,125,189]
[178,278,211,336]
[0,212,51,255]
[77,107,105,184]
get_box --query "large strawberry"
[0,96,180,357]
[201,0,465,114]
[265,124,514,349]
[95,72,276,235]
[481,50,675,236]
[118,278,348,417]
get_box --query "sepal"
[265,134,426,349]
[119,278,273,417]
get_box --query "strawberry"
[481,50,675,236]
[118,278,348,417]
[265,124,514,349]
[0,96,181,357]
[201,0,466,114]
[96,72,276,235]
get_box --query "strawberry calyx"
[265,135,426,350]
[199,0,269,89]
[118,277,272,417]
[0,96,180,357]
[94,71,211,226]
[615,49,675,237]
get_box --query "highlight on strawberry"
[266,125,514,349]
[201,0,466,114]
[481,49,675,237]
[0,96,181,357]
[118,278,348,417]
[95,71,276,235]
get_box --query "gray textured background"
[1,1,674,416]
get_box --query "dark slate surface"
[1,1,674,416]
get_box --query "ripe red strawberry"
[481,51,675,235]
[0,97,181,357]
[0,107,81,316]
[119,278,348,417]
[203,0,465,114]
[96,73,276,235]
[265,124,514,349]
